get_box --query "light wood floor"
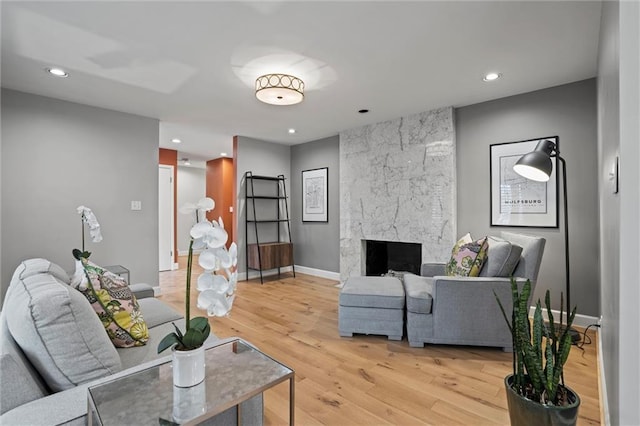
[158,259,600,425]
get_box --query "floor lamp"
[513,139,580,343]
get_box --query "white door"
[159,165,174,271]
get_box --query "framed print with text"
[490,137,558,228]
[302,167,328,222]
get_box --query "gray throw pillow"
[479,237,523,277]
[4,259,121,392]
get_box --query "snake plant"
[495,278,576,405]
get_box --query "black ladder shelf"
[244,171,295,284]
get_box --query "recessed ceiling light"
[171,138,182,144]
[288,128,296,134]
[358,109,369,114]
[220,152,228,157]
[45,67,68,78]
[483,72,502,82]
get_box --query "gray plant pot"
[505,375,581,426]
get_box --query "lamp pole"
[555,153,579,342]
[513,138,579,343]
[557,155,571,325]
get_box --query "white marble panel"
[339,107,456,281]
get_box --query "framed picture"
[302,167,328,222]
[490,137,559,228]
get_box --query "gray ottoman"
[129,283,155,299]
[338,276,405,340]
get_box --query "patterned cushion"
[445,233,472,276]
[71,259,149,348]
[446,235,489,277]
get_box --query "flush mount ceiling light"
[483,72,502,82]
[45,67,68,78]
[288,128,296,134]
[255,74,304,105]
[171,138,182,144]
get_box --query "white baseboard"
[238,265,340,282]
[172,262,179,271]
[598,316,610,426]
[153,286,161,297]
[238,266,294,281]
[527,306,599,329]
[294,265,340,281]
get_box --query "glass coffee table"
[88,338,294,425]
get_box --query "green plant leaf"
[72,248,92,260]
[190,317,211,335]
[172,322,185,340]
[182,328,205,349]
[545,340,554,399]
[157,333,180,354]
[533,301,543,362]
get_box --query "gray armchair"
[403,232,546,350]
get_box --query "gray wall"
[599,1,640,424]
[176,165,206,254]
[456,79,599,317]
[235,136,290,277]
[617,1,640,423]
[1,89,159,302]
[290,136,340,273]
[597,2,621,423]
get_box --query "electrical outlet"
[131,201,142,211]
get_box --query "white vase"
[173,381,207,423]
[172,345,205,388]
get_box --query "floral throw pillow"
[445,233,472,276]
[71,259,149,348]
[446,235,489,277]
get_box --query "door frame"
[159,164,176,271]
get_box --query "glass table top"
[88,338,294,425]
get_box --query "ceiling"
[1,1,602,162]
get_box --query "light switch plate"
[131,201,142,210]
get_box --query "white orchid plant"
[158,197,238,353]
[74,206,103,260]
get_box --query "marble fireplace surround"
[339,107,457,281]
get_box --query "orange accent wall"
[232,136,238,246]
[159,148,178,263]
[206,157,234,245]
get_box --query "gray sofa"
[0,258,262,425]
[403,232,546,350]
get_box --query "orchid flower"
[192,216,237,317]
[179,197,215,223]
[157,197,238,354]
[76,206,102,254]
[192,212,237,317]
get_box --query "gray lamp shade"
[513,139,556,182]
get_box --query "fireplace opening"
[365,240,422,276]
